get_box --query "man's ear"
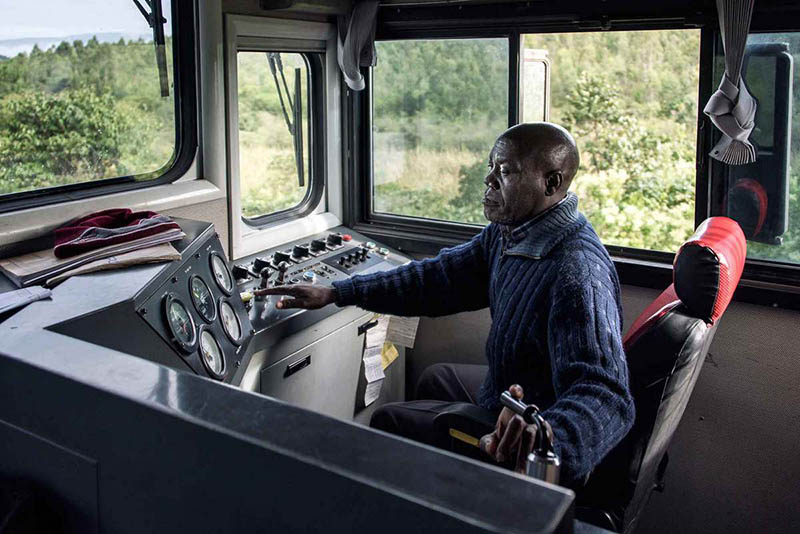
[544,171,563,196]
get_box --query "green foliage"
[0,36,175,195]
[0,89,125,193]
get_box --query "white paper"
[386,316,420,348]
[363,354,385,383]
[364,379,384,406]
[364,315,390,359]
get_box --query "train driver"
[257,122,635,487]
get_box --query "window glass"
[714,32,800,265]
[0,0,177,197]
[237,51,311,220]
[372,38,509,224]
[523,29,701,253]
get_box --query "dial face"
[190,276,216,322]
[219,300,241,343]
[210,254,233,294]
[167,299,196,347]
[199,329,225,378]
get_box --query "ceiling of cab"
[256,0,541,16]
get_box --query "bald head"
[499,122,580,191]
[482,122,581,225]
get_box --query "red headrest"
[624,217,746,348]
[673,217,746,324]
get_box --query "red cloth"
[53,208,181,259]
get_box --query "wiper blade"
[133,0,169,97]
[267,53,305,187]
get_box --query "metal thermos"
[500,390,561,485]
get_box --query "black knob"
[292,244,310,258]
[253,257,271,273]
[359,248,368,259]
[277,261,290,284]
[232,264,251,280]
[310,239,327,252]
[326,233,343,246]
[273,251,291,264]
[259,269,271,289]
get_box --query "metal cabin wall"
[407,286,800,533]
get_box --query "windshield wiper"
[132,0,169,97]
[267,53,305,187]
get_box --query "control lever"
[276,261,290,285]
[500,390,560,484]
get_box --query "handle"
[284,355,311,378]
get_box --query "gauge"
[219,298,242,345]
[189,275,216,323]
[198,327,225,379]
[164,294,197,353]
[209,252,233,295]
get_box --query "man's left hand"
[479,384,539,473]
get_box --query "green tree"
[0,89,126,193]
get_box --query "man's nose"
[484,172,499,191]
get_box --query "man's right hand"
[254,285,336,310]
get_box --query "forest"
[1,29,798,263]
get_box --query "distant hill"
[0,55,7,61]
[0,32,154,58]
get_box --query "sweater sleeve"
[541,277,635,486]
[331,228,491,317]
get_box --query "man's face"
[482,136,548,225]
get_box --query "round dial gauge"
[189,276,216,322]
[199,328,225,379]
[164,296,197,352]
[210,253,233,295]
[219,299,242,344]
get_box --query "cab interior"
[0,1,798,533]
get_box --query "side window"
[712,32,800,265]
[521,29,701,253]
[0,0,182,200]
[237,51,314,221]
[371,38,509,225]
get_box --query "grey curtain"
[704,0,757,165]
[337,1,380,91]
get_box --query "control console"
[232,228,405,335]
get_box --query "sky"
[0,0,172,56]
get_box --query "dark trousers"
[370,363,498,449]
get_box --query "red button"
[342,234,352,242]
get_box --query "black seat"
[576,216,746,532]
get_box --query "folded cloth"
[0,286,51,315]
[54,209,182,259]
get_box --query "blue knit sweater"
[333,193,635,484]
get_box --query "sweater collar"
[500,193,584,259]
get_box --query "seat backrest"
[577,217,746,533]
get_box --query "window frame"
[705,24,800,289]
[351,18,712,262]
[235,49,325,228]
[225,15,341,261]
[0,0,198,214]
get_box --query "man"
[257,123,635,487]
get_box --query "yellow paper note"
[381,342,399,370]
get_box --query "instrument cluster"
[141,240,252,383]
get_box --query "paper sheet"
[0,286,51,315]
[359,315,390,407]
[364,380,384,406]
[381,342,399,370]
[45,243,181,286]
[386,315,420,348]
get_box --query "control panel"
[232,228,404,335]
[138,230,253,384]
